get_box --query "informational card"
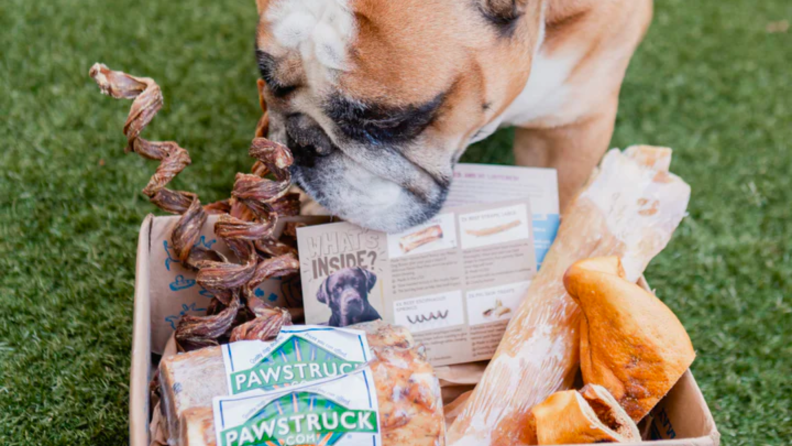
[445,163,559,267]
[297,199,537,366]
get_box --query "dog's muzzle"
[337,290,366,326]
[285,114,336,167]
[283,114,449,233]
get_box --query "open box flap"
[130,214,154,446]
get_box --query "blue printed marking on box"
[532,214,560,268]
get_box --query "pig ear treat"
[564,256,695,421]
[89,63,299,350]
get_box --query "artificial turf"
[0,0,790,444]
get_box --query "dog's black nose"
[285,114,335,167]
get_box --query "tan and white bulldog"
[253,0,653,232]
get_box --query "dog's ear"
[358,267,377,293]
[317,277,329,304]
[255,0,267,15]
[478,0,533,26]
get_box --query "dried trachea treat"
[89,64,300,349]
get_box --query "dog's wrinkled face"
[317,267,377,326]
[255,0,544,231]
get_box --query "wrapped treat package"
[448,146,691,446]
[159,320,445,446]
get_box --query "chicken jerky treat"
[160,321,445,446]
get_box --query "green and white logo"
[220,392,378,446]
[230,336,363,394]
[222,326,372,396]
[214,369,382,446]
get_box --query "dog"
[252,0,653,232]
[316,267,381,327]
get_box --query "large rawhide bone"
[159,321,445,446]
[89,64,300,350]
[448,146,691,446]
[564,256,695,421]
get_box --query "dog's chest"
[499,50,581,128]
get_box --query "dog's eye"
[327,94,445,145]
[255,49,297,98]
[267,82,297,98]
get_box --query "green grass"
[0,0,790,444]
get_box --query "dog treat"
[564,256,695,421]
[159,321,444,446]
[527,384,640,445]
[482,300,511,318]
[180,408,215,446]
[399,225,443,253]
[228,297,292,342]
[464,219,520,237]
[448,146,691,446]
[90,64,301,351]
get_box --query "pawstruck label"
[222,326,372,395]
[213,369,381,446]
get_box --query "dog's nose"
[285,114,335,167]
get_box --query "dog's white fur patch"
[267,0,356,74]
[472,14,581,142]
[500,49,580,127]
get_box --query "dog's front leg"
[512,97,618,212]
[509,0,652,212]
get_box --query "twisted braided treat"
[89,64,298,351]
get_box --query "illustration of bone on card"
[399,225,443,253]
[464,220,521,237]
[482,299,512,319]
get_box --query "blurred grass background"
[0,0,790,444]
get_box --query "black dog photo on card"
[316,267,381,327]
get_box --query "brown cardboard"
[130,215,720,446]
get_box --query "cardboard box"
[129,215,720,446]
